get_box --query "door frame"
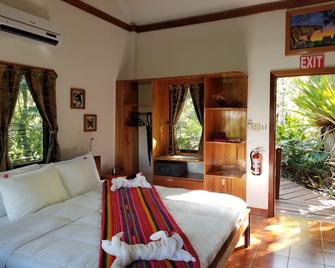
[268,67,335,218]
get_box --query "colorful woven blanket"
[99,180,200,268]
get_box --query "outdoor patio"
[277,178,335,222]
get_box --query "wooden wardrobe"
[115,72,247,200]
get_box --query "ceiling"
[87,0,277,25]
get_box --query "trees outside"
[175,90,202,152]
[276,75,335,197]
[8,77,43,165]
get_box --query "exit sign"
[300,55,324,69]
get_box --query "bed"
[0,156,249,268]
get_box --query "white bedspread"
[0,185,247,268]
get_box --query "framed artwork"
[70,88,85,109]
[285,3,335,55]
[84,114,97,132]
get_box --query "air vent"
[0,24,59,45]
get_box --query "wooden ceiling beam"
[61,0,334,33]
[61,0,135,31]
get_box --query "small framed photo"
[286,3,335,55]
[84,114,97,132]
[71,88,85,109]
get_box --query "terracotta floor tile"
[290,238,322,251]
[287,257,325,268]
[228,213,335,268]
[322,225,335,242]
[289,246,324,265]
[324,252,335,266]
[257,241,290,257]
[324,240,335,254]
[250,253,288,268]
[225,261,251,268]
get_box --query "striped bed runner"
[99,180,200,268]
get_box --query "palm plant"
[292,75,335,154]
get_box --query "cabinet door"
[214,176,246,200]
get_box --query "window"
[8,77,44,166]
[175,89,202,153]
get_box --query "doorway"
[269,68,335,219]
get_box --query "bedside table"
[101,171,137,180]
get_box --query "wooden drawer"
[154,175,204,190]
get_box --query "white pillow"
[0,164,41,179]
[0,166,69,221]
[0,164,41,217]
[53,157,99,197]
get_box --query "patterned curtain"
[169,85,188,155]
[190,84,204,158]
[0,64,24,171]
[25,69,60,163]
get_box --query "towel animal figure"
[110,172,151,192]
[102,231,196,268]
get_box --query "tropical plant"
[277,114,332,189]
[8,78,43,165]
[292,75,335,154]
[175,90,202,151]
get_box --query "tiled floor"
[225,214,335,268]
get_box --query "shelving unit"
[204,73,247,200]
[115,72,247,198]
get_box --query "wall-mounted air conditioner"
[0,3,60,46]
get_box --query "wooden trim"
[285,3,335,55]
[0,60,55,73]
[61,0,333,33]
[249,207,268,217]
[269,67,335,218]
[60,0,134,31]
[137,0,333,32]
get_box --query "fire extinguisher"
[250,148,263,176]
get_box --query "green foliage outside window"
[8,78,43,165]
[175,90,202,152]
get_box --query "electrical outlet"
[221,179,225,186]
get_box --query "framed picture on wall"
[84,114,97,132]
[70,88,86,109]
[285,3,335,55]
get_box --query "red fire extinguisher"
[250,148,263,176]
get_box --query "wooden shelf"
[205,140,246,145]
[206,168,246,178]
[205,107,247,111]
[155,155,203,163]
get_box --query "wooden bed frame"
[209,209,250,267]
[94,156,250,267]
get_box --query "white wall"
[0,0,135,172]
[134,11,335,209]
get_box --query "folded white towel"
[102,231,195,268]
[110,172,151,192]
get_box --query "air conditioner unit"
[0,3,60,46]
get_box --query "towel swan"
[110,173,151,192]
[101,231,196,268]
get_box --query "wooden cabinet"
[204,73,247,200]
[115,72,247,200]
